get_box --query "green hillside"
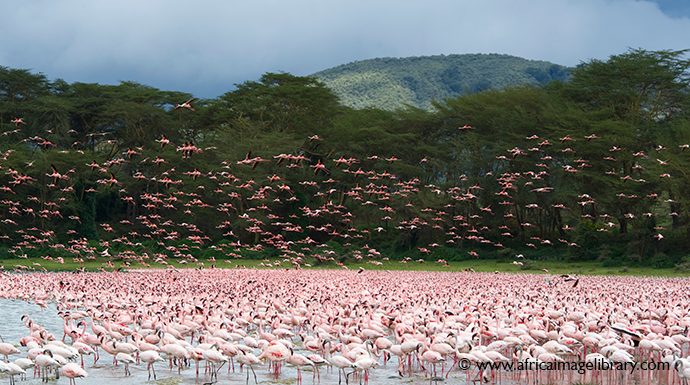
[313,53,570,110]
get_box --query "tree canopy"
[0,49,689,269]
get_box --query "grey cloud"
[1,0,688,97]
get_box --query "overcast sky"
[1,0,689,98]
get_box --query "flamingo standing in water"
[0,361,25,385]
[286,349,314,384]
[60,363,87,385]
[328,355,354,385]
[237,350,261,385]
[0,341,19,362]
[115,352,136,376]
[674,358,690,385]
[0,266,687,385]
[35,350,59,382]
[139,350,164,380]
[203,347,229,381]
[259,342,290,378]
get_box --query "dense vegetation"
[313,53,570,110]
[0,49,689,270]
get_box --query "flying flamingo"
[174,98,196,111]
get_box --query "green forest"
[1,49,689,270]
[313,53,570,110]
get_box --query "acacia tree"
[563,49,690,257]
[567,48,690,124]
[1,52,689,265]
[211,73,342,135]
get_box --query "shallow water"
[0,299,449,385]
[0,299,673,385]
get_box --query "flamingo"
[203,348,229,381]
[286,349,314,384]
[115,352,136,376]
[10,117,26,126]
[139,350,163,380]
[237,351,260,385]
[420,349,445,377]
[59,363,87,385]
[675,358,690,385]
[35,350,59,382]
[0,342,19,362]
[328,355,354,385]
[0,361,25,385]
[12,358,33,381]
[174,98,196,111]
[348,355,379,385]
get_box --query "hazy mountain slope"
[313,53,570,110]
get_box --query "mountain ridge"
[312,53,570,110]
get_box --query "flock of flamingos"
[0,105,688,385]
[0,270,687,385]
[0,102,688,272]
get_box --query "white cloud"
[1,0,688,97]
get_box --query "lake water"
[0,298,455,385]
[0,298,677,385]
